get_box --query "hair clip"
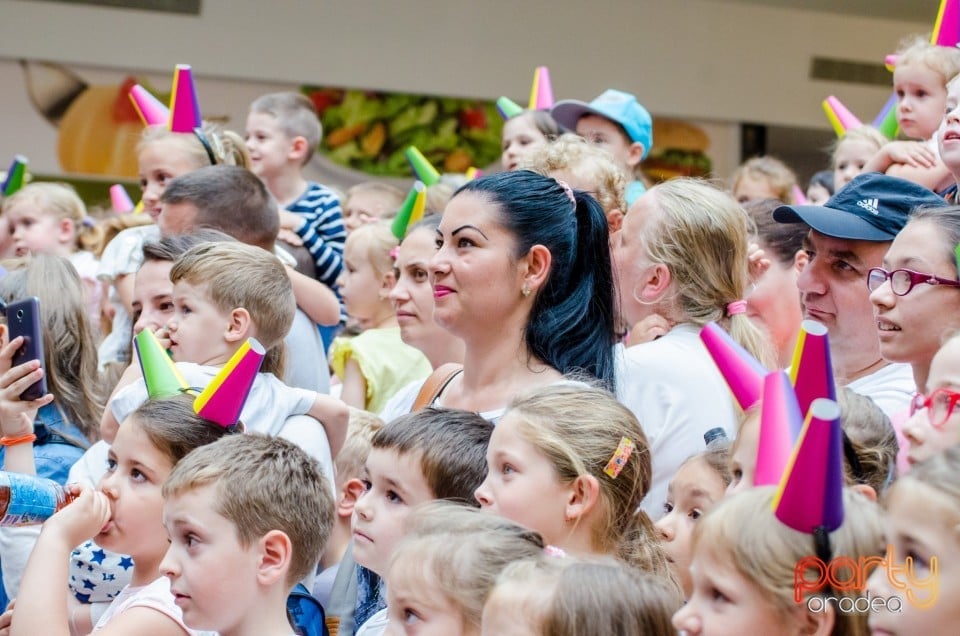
[390,246,400,261]
[555,178,575,205]
[81,216,97,229]
[603,437,634,478]
[193,127,221,166]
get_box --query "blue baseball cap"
[773,172,946,241]
[551,89,653,159]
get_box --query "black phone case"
[7,297,47,401]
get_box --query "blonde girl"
[656,444,731,598]
[731,155,798,204]
[330,222,430,412]
[672,486,884,636]
[864,35,960,192]
[482,557,681,636]
[383,502,545,636]
[2,182,105,332]
[526,132,628,232]
[97,122,248,367]
[6,394,231,636]
[832,126,888,191]
[474,384,673,582]
[611,177,774,516]
[867,445,960,634]
[501,110,562,172]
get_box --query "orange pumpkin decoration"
[57,82,142,178]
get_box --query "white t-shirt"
[615,325,739,520]
[355,607,389,636]
[846,362,915,419]
[92,576,215,635]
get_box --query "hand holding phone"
[6,297,48,401]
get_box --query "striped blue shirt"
[290,182,347,289]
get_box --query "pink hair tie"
[389,246,400,260]
[726,300,748,316]
[556,179,575,205]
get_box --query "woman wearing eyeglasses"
[868,206,960,393]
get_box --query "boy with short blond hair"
[246,92,346,290]
[161,433,335,636]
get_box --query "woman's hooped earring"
[522,284,531,297]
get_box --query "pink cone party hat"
[527,66,554,110]
[134,329,189,399]
[193,338,265,428]
[128,84,170,127]
[700,322,767,410]
[755,371,805,486]
[168,64,203,133]
[109,184,135,214]
[789,320,836,421]
[822,96,863,138]
[932,0,960,47]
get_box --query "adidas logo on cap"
[856,198,880,215]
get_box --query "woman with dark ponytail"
[379,169,617,421]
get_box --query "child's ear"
[58,218,76,244]
[381,270,396,293]
[224,307,252,343]
[626,142,645,169]
[288,135,310,163]
[606,209,624,233]
[850,483,878,502]
[564,474,601,522]
[257,529,293,587]
[338,478,367,518]
[635,262,672,304]
[800,598,835,636]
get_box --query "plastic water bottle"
[703,427,729,448]
[0,471,75,526]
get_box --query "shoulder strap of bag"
[411,363,463,412]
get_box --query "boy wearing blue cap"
[552,89,652,205]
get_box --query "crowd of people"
[0,29,958,636]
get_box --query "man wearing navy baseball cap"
[552,89,652,206]
[774,172,947,416]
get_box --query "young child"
[1,182,104,332]
[329,222,431,412]
[864,36,960,192]
[831,125,888,192]
[161,432,335,636]
[903,330,960,467]
[8,394,233,635]
[730,155,798,204]
[350,407,494,635]
[805,170,834,205]
[384,502,546,635]
[672,486,884,635]
[483,557,681,636]
[501,110,563,172]
[474,384,672,580]
[245,92,346,290]
[655,444,731,598]
[526,132,628,232]
[727,388,898,500]
[313,407,383,607]
[551,89,652,205]
[867,445,960,634]
[103,241,349,458]
[97,122,247,367]
[341,182,406,233]
[939,73,960,202]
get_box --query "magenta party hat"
[755,371,805,486]
[405,146,441,186]
[789,320,836,421]
[932,0,960,47]
[193,338,265,428]
[1,155,27,197]
[700,321,767,410]
[527,66,554,110]
[884,54,899,72]
[168,64,203,133]
[873,93,899,139]
[134,329,189,399]
[496,96,524,120]
[464,166,482,181]
[791,184,808,205]
[391,181,427,240]
[773,398,845,535]
[109,184,135,214]
[822,96,863,138]
[128,84,170,127]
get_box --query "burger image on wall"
[642,119,712,182]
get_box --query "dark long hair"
[456,170,617,391]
